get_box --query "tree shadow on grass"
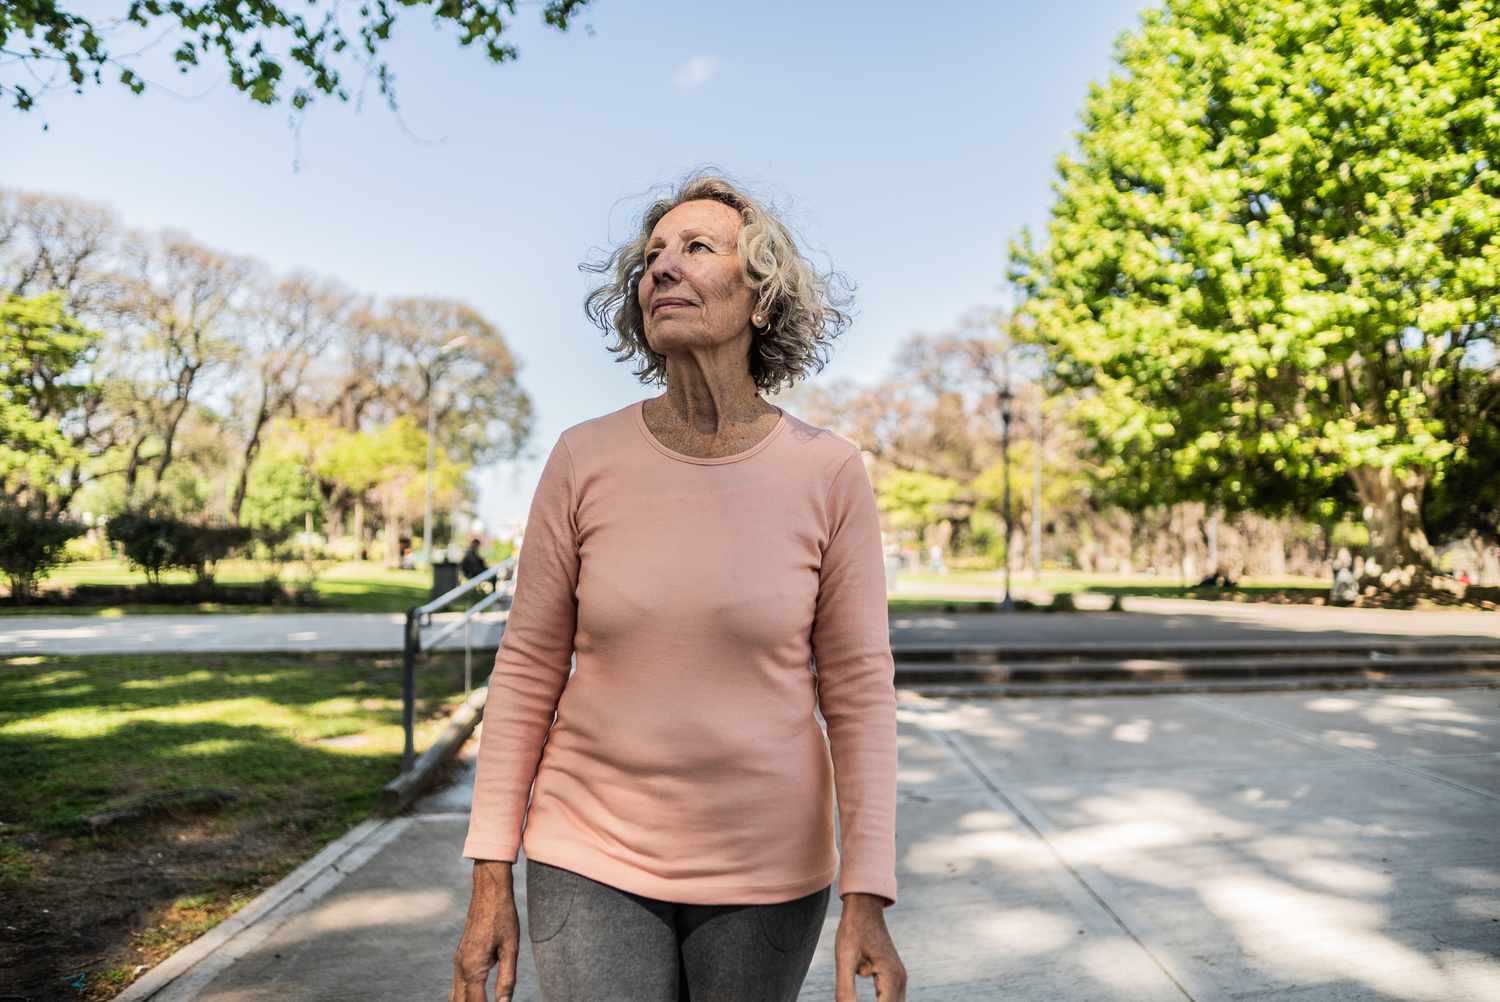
[0,650,476,1001]
[0,650,477,722]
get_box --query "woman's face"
[637,199,758,353]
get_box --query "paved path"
[5,596,1498,656]
[132,685,1500,1001]
[0,610,510,655]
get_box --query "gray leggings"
[525,859,831,1001]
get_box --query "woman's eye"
[645,241,708,266]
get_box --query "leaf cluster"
[1,0,591,115]
[1008,0,1498,541]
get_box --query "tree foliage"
[0,504,85,600]
[1,188,516,545]
[1008,0,1499,573]
[0,290,101,510]
[1,0,592,120]
[103,511,252,585]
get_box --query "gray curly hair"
[581,169,855,393]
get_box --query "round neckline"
[634,399,787,466]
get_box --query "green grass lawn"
[18,559,1327,616]
[9,560,1484,616]
[0,649,478,1001]
[5,559,440,615]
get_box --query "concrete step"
[891,651,1500,685]
[889,637,1500,664]
[897,670,1500,699]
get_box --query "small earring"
[753,314,766,328]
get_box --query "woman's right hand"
[450,860,520,1002]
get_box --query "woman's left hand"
[834,892,907,1001]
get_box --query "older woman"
[449,171,907,1002]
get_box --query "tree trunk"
[1205,509,1219,572]
[383,490,397,568]
[354,500,365,559]
[122,433,150,505]
[1030,442,1042,581]
[1349,465,1437,581]
[152,391,196,484]
[1265,520,1286,578]
[230,401,272,525]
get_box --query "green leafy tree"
[2,0,592,121]
[241,419,327,535]
[1424,383,1500,544]
[1009,0,1498,582]
[103,511,250,586]
[0,505,85,601]
[876,470,964,537]
[317,424,391,548]
[0,291,101,512]
[364,414,470,525]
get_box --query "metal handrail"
[423,585,508,650]
[401,555,518,774]
[417,559,508,618]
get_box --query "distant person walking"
[928,542,946,575]
[460,538,491,593]
[449,170,906,1002]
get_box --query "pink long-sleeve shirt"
[461,399,898,908]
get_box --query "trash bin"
[431,560,460,600]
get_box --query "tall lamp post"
[423,333,469,566]
[999,377,1015,611]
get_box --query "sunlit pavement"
[0,611,509,655]
[140,686,1499,1002]
[6,599,1499,655]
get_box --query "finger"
[872,957,908,1002]
[835,947,861,1002]
[448,969,487,1002]
[452,947,494,1002]
[494,929,519,1002]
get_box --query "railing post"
[394,556,512,781]
[402,608,418,774]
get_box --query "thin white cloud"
[673,56,716,88]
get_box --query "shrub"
[104,512,252,586]
[104,511,181,585]
[0,506,86,601]
[325,535,364,561]
[60,530,108,562]
[178,524,254,584]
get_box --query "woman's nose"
[648,248,682,284]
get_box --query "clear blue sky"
[4,0,1154,528]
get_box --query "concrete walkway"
[0,610,510,655]
[126,685,1500,1001]
[5,597,1499,656]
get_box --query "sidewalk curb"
[114,815,414,1001]
[382,685,488,813]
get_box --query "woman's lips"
[653,299,694,314]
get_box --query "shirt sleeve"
[811,449,899,908]
[462,433,580,862]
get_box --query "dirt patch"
[1,804,347,1001]
[0,648,475,1001]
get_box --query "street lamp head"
[998,385,1014,422]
